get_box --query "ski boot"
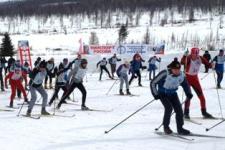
[61,100,67,104]
[56,103,62,109]
[201,109,214,119]
[126,89,131,95]
[138,83,142,87]
[217,84,221,89]
[81,105,89,110]
[119,89,124,95]
[184,109,190,119]
[41,107,50,115]
[164,126,173,134]
[26,109,32,117]
[177,128,190,135]
[48,101,53,106]
[9,101,13,108]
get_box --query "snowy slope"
[0,53,225,150]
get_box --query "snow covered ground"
[0,53,225,150]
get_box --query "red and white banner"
[89,45,114,54]
[18,40,32,69]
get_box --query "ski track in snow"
[1,54,225,150]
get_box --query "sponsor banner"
[86,44,164,55]
[114,44,152,55]
[89,45,114,54]
[154,44,165,55]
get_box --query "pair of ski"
[20,112,76,119]
[184,116,223,125]
[155,131,225,141]
[60,107,113,112]
[0,108,15,112]
[114,94,140,97]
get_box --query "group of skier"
[151,47,225,135]
[0,47,225,135]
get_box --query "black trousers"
[0,72,4,90]
[129,70,141,85]
[59,82,86,107]
[99,66,111,80]
[45,72,53,86]
[49,85,67,105]
[216,71,224,86]
[110,64,116,77]
[159,93,184,130]
[204,65,209,73]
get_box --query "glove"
[142,66,147,70]
[186,93,193,100]
[154,95,161,100]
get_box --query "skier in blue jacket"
[150,59,193,135]
[148,56,161,80]
[212,49,225,88]
[129,53,146,86]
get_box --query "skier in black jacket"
[203,51,211,73]
[48,58,73,106]
[97,58,113,80]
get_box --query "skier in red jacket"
[5,66,28,108]
[181,47,214,119]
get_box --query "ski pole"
[105,99,156,134]
[17,90,30,117]
[206,119,225,132]
[86,74,88,82]
[53,96,56,115]
[201,72,210,80]
[17,101,25,117]
[106,79,118,95]
[212,70,223,118]
[158,61,161,72]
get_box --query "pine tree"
[118,24,128,44]
[0,32,15,57]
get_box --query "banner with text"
[113,44,152,55]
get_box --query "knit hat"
[191,47,200,55]
[49,58,54,62]
[39,60,46,68]
[81,59,88,64]
[167,59,181,69]
[219,49,224,53]
[37,57,41,61]
[63,58,68,62]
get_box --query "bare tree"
[89,32,99,45]
[143,27,150,44]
